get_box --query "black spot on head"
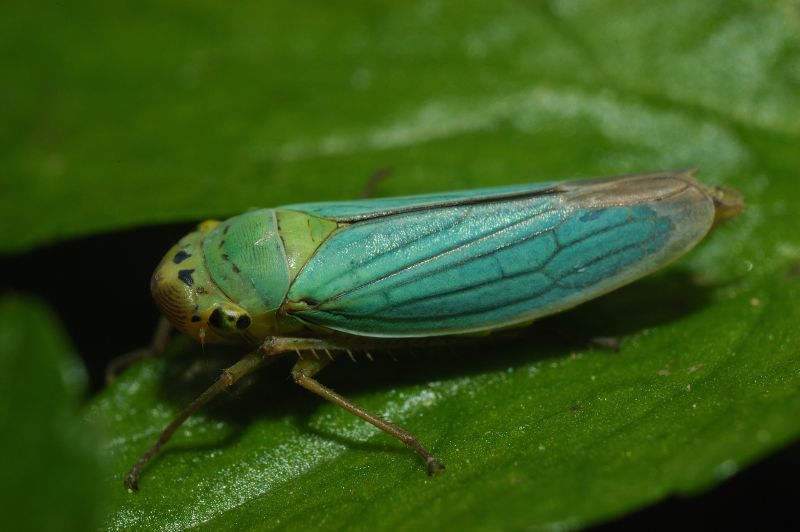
[219,239,226,248]
[178,269,195,286]
[208,308,224,328]
[236,315,251,329]
[221,254,230,261]
[232,264,241,273]
[223,225,230,235]
[191,315,201,323]
[172,250,192,264]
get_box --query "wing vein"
[319,202,560,306]
[329,237,655,321]
[338,211,640,316]
[328,215,672,321]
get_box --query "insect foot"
[426,457,446,476]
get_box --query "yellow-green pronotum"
[125,170,743,490]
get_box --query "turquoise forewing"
[286,172,716,337]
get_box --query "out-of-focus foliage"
[0,297,107,531]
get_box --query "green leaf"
[3,0,800,530]
[0,296,108,531]
[90,268,800,531]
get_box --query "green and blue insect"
[125,170,743,490]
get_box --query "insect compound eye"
[207,305,251,333]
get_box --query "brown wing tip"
[705,184,745,227]
[665,168,743,226]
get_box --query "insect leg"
[106,317,172,383]
[124,351,267,491]
[290,354,445,476]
